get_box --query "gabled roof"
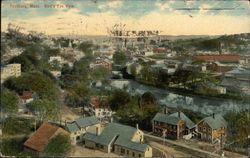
[152,113,181,125]
[19,91,33,100]
[75,116,99,128]
[24,123,59,152]
[66,122,79,133]
[169,112,195,129]
[199,114,227,130]
[83,123,148,152]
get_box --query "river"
[110,79,249,115]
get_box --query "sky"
[1,0,250,35]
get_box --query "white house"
[88,97,114,120]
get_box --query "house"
[152,111,195,139]
[19,91,37,104]
[88,97,113,120]
[96,59,112,71]
[50,70,61,78]
[83,123,152,157]
[1,63,21,83]
[65,116,101,145]
[24,122,69,154]
[197,114,227,143]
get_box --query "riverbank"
[135,79,249,103]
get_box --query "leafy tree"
[109,89,131,111]
[90,66,109,81]
[43,134,71,157]
[65,94,85,108]
[78,41,93,53]
[27,99,58,121]
[3,72,59,100]
[9,55,33,72]
[0,89,19,113]
[113,50,126,66]
[224,111,249,146]
[68,81,90,98]
[140,92,156,106]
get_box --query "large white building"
[1,63,21,83]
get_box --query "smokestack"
[164,108,168,115]
[136,124,139,130]
[212,113,215,119]
[178,111,181,118]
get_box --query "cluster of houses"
[152,109,227,144]
[22,104,228,157]
[23,116,152,157]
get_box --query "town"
[0,21,249,158]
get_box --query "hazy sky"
[1,0,250,35]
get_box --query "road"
[145,133,223,158]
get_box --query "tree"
[27,99,58,121]
[113,50,126,66]
[109,89,131,111]
[0,89,19,113]
[224,111,249,146]
[90,66,109,81]
[43,134,71,156]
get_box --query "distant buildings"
[197,114,227,143]
[83,122,152,157]
[65,116,101,145]
[24,123,69,154]
[152,111,195,139]
[192,55,240,64]
[1,63,21,83]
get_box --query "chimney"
[136,124,139,130]
[178,111,181,118]
[64,120,67,126]
[212,113,215,119]
[110,117,113,123]
[164,107,168,115]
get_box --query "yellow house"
[66,116,101,145]
[83,123,152,157]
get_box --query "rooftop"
[153,113,181,125]
[83,123,148,152]
[66,116,100,133]
[199,114,227,129]
[24,123,60,152]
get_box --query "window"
[203,127,206,131]
[132,152,135,156]
[139,154,141,157]
[100,145,104,149]
[76,136,80,140]
[199,127,202,131]
[127,150,129,155]
[208,128,211,132]
[121,148,125,154]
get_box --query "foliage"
[27,99,59,121]
[90,66,109,81]
[224,111,249,146]
[0,89,19,113]
[3,72,59,100]
[2,117,36,136]
[65,94,86,108]
[113,90,161,131]
[67,81,91,98]
[1,136,29,156]
[43,134,71,157]
[113,50,127,66]
[109,89,131,111]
